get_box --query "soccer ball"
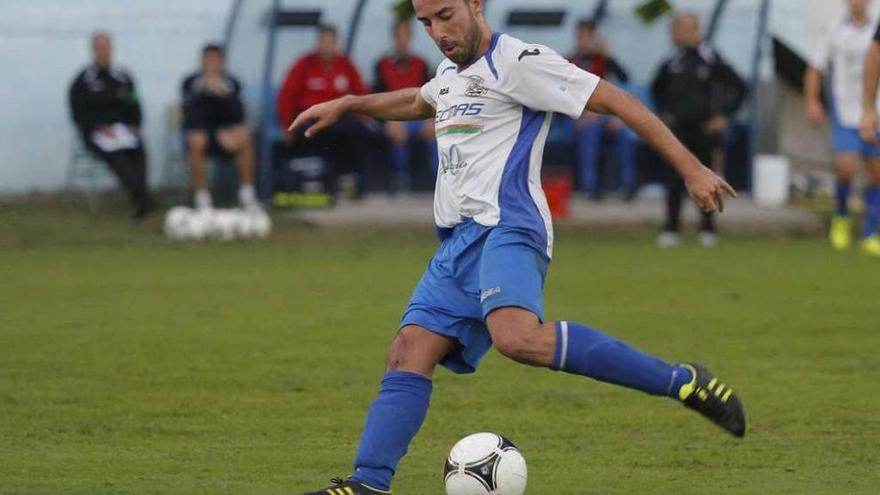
[164,207,208,240]
[210,209,239,241]
[444,433,527,495]
[235,208,272,239]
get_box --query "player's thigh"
[186,130,209,152]
[834,153,860,181]
[865,157,880,185]
[216,125,250,152]
[387,325,456,377]
[478,232,548,323]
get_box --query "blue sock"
[863,186,880,237]
[552,321,692,398]
[351,371,432,491]
[837,182,851,217]
[390,144,410,175]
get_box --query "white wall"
[0,0,859,193]
[0,0,232,193]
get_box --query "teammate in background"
[651,13,747,248]
[568,19,638,200]
[69,32,156,219]
[374,20,436,192]
[821,0,880,257]
[181,44,258,210]
[291,1,745,494]
[277,26,370,197]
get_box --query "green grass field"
[1,204,879,494]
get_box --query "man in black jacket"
[69,32,155,218]
[651,13,747,247]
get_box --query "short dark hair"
[577,18,597,31]
[202,43,225,57]
[318,24,337,36]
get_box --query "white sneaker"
[656,231,682,248]
[698,231,719,247]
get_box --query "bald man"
[651,13,747,247]
[69,32,155,219]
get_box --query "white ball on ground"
[247,208,272,239]
[444,433,527,495]
[163,206,193,240]
[210,209,239,241]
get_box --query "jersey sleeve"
[810,25,833,70]
[502,43,600,119]
[420,75,440,109]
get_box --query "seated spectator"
[277,25,371,197]
[569,19,637,199]
[69,31,155,219]
[181,44,258,210]
[374,19,436,191]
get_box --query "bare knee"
[834,154,858,182]
[866,159,880,185]
[186,132,208,155]
[486,308,555,367]
[386,325,454,378]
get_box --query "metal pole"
[346,0,369,54]
[222,0,244,47]
[258,0,281,202]
[748,0,772,184]
[591,0,610,25]
[706,0,731,42]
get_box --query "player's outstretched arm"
[288,88,434,138]
[861,41,880,144]
[586,80,736,213]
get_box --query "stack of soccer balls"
[445,433,527,495]
[163,206,272,241]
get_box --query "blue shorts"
[400,220,550,374]
[832,123,880,157]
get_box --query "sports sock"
[238,183,257,208]
[194,188,212,210]
[391,143,410,175]
[836,182,851,217]
[863,186,880,237]
[552,321,692,398]
[352,371,432,491]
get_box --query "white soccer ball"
[444,433,527,495]
[164,206,193,240]
[210,209,239,241]
[247,208,272,239]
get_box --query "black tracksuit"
[69,64,153,213]
[651,43,747,233]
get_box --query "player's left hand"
[684,165,737,213]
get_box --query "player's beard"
[446,12,482,66]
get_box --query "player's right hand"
[805,100,825,125]
[288,96,352,138]
[859,108,879,144]
[684,165,737,213]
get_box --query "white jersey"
[811,17,878,127]
[420,33,600,256]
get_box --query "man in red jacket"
[278,25,371,196]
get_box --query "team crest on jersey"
[464,75,489,97]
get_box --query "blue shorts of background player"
[832,119,880,157]
[401,219,548,374]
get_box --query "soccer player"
[806,0,880,255]
[291,1,746,493]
